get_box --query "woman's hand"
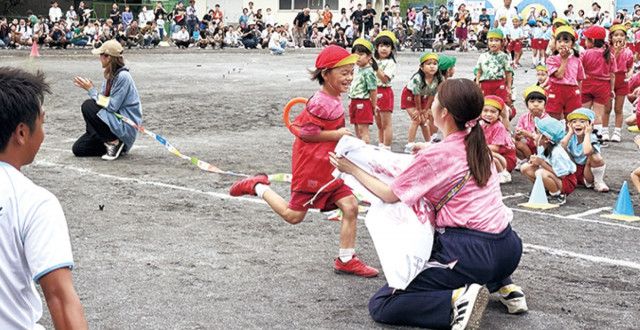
[73,76,94,91]
[329,152,357,175]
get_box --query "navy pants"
[72,99,118,157]
[369,225,522,329]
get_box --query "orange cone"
[30,42,40,57]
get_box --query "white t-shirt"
[49,7,62,22]
[0,162,74,330]
[494,5,518,31]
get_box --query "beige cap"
[91,40,123,57]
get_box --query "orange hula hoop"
[283,97,308,129]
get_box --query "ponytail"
[437,79,492,187]
[593,39,610,63]
[464,124,492,187]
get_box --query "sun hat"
[535,65,548,72]
[438,55,456,71]
[487,28,504,39]
[315,45,359,69]
[554,25,577,39]
[484,95,504,111]
[375,30,398,44]
[352,38,374,53]
[535,117,566,143]
[524,85,546,100]
[419,52,438,64]
[610,24,627,33]
[567,108,595,122]
[583,25,606,40]
[553,18,569,26]
[91,39,123,57]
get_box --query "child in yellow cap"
[348,38,378,144]
[535,65,549,88]
[475,29,514,118]
[603,24,634,142]
[400,52,443,153]
[515,85,549,165]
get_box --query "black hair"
[525,91,547,104]
[542,139,556,158]
[553,32,580,57]
[310,68,329,85]
[591,38,611,63]
[416,64,444,92]
[352,44,371,55]
[373,36,396,62]
[0,68,50,152]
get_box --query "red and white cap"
[315,45,359,69]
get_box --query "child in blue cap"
[560,108,609,192]
[520,117,577,205]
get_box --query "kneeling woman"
[72,39,142,160]
[330,79,525,329]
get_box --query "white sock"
[339,248,355,263]
[549,190,561,196]
[255,184,270,198]
[591,165,606,184]
[614,127,621,133]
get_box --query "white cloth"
[0,162,74,329]
[333,137,452,289]
[49,7,62,22]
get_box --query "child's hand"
[337,127,352,137]
[407,108,419,121]
[529,155,542,166]
[566,125,574,135]
[584,122,593,135]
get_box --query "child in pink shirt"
[546,26,585,120]
[625,72,640,128]
[581,25,617,133]
[482,95,516,184]
[331,79,527,329]
[603,24,634,142]
[515,85,549,163]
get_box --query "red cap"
[484,95,505,111]
[583,25,606,40]
[315,45,359,69]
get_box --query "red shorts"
[499,146,517,172]
[531,38,549,50]
[581,79,612,105]
[400,87,429,110]
[480,80,510,106]
[508,40,523,53]
[546,83,582,116]
[614,72,630,96]
[349,99,374,125]
[288,183,353,212]
[634,42,640,54]
[376,86,394,112]
[526,138,537,155]
[560,173,578,195]
[575,164,586,186]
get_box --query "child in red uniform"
[482,95,517,184]
[229,46,379,278]
[515,85,549,165]
[603,24,633,142]
[581,25,617,133]
[475,29,514,119]
[545,26,584,120]
[625,72,640,128]
[373,31,397,149]
[349,38,378,144]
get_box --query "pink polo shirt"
[546,55,585,86]
[581,48,617,80]
[482,120,515,149]
[614,48,634,73]
[630,72,640,92]
[516,112,548,133]
[391,130,512,234]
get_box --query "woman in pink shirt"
[603,24,633,142]
[581,25,617,134]
[330,79,526,329]
[545,26,585,120]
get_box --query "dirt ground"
[2,48,639,329]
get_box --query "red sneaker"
[334,255,379,278]
[229,174,270,196]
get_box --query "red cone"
[30,42,40,57]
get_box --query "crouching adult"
[72,39,142,160]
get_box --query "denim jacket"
[88,67,142,151]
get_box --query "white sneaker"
[451,284,489,330]
[601,130,610,141]
[610,130,621,142]
[594,180,610,192]
[500,171,512,184]
[102,141,125,161]
[404,143,415,154]
[495,284,528,314]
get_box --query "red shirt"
[581,48,617,80]
[289,91,345,193]
[614,48,633,74]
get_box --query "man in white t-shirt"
[493,0,518,31]
[0,68,87,330]
[49,1,63,23]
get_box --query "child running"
[515,85,549,166]
[545,26,584,121]
[373,31,397,150]
[475,29,514,118]
[581,25,617,133]
[401,52,442,153]
[560,108,609,192]
[521,117,577,205]
[482,95,516,184]
[349,38,378,144]
[229,46,379,278]
[603,24,633,142]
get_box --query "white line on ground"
[524,244,640,271]
[511,207,640,231]
[566,207,613,218]
[501,193,525,200]
[33,160,640,270]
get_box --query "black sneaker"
[548,193,566,205]
[102,140,125,161]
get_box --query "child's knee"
[589,154,605,167]
[283,211,306,224]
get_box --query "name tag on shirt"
[97,95,110,108]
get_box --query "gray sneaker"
[548,193,566,205]
[102,141,124,161]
